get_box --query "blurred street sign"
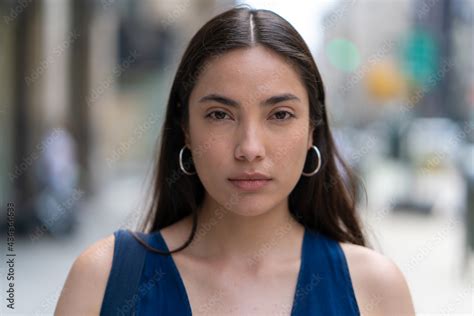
[402,29,438,88]
[366,60,405,101]
[326,38,360,72]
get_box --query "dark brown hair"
[132,6,368,254]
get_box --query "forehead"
[190,45,307,102]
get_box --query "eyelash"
[205,110,295,122]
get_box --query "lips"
[228,179,271,191]
[228,172,272,181]
[228,172,272,191]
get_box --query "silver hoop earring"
[179,145,196,175]
[302,145,322,176]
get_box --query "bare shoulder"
[55,234,115,316]
[339,242,416,316]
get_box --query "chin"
[225,199,272,217]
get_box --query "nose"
[234,122,266,162]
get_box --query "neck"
[185,193,304,267]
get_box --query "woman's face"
[186,45,314,216]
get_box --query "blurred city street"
[0,0,472,315]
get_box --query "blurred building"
[411,0,472,121]
[320,0,472,125]
[451,0,474,127]
[318,0,472,220]
[0,0,234,235]
[319,0,412,127]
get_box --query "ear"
[182,124,191,147]
[307,125,314,149]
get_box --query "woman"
[55,6,415,316]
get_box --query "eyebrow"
[198,93,301,107]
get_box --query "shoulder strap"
[100,229,148,316]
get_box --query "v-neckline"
[156,227,308,316]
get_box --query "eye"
[205,110,232,121]
[271,110,295,121]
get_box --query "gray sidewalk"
[364,210,473,315]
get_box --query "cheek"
[191,137,228,181]
[268,126,309,176]
[270,138,308,183]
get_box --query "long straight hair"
[133,6,368,254]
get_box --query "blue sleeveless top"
[100,227,360,315]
